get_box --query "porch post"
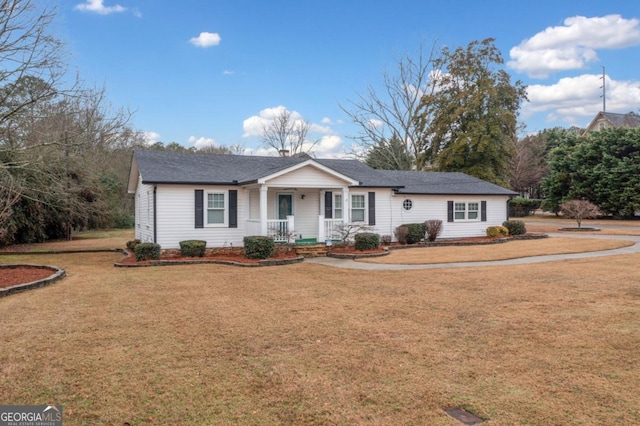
[318,215,325,242]
[260,185,268,236]
[287,215,295,242]
[342,186,349,224]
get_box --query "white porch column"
[260,185,268,236]
[287,215,295,242]
[318,215,325,242]
[342,186,350,224]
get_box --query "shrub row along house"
[127,150,517,248]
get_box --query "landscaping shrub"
[503,220,527,236]
[508,198,542,217]
[424,219,443,242]
[354,233,380,251]
[380,235,392,245]
[179,240,207,257]
[243,236,275,259]
[402,223,426,244]
[394,225,408,244]
[126,239,141,251]
[486,226,509,238]
[134,242,161,261]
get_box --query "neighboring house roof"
[129,150,517,196]
[585,111,640,133]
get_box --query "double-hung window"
[207,192,226,225]
[454,202,480,221]
[351,194,366,222]
[334,194,343,219]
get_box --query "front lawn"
[0,246,639,425]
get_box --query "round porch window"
[402,199,413,211]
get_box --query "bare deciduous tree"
[0,0,65,128]
[510,134,549,197]
[0,171,20,240]
[333,222,374,245]
[560,200,600,229]
[261,108,318,156]
[341,42,441,170]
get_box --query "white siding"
[266,165,349,188]
[155,185,246,249]
[365,190,510,240]
[293,189,320,239]
[248,189,260,220]
[134,174,154,243]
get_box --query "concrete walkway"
[304,233,640,270]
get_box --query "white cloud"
[143,131,161,145]
[242,106,305,138]
[321,117,343,125]
[222,70,235,75]
[189,32,221,48]
[74,0,126,15]
[188,136,218,149]
[242,106,349,157]
[368,119,384,128]
[509,15,640,78]
[523,74,640,125]
[310,123,332,134]
[312,135,345,158]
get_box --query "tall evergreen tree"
[418,38,527,186]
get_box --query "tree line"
[1,1,636,247]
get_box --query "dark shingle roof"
[134,150,306,184]
[602,112,640,128]
[133,150,517,196]
[373,170,517,195]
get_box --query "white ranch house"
[127,150,517,248]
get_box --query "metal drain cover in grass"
[444,407,484,425]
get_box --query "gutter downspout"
[153,185,157,243]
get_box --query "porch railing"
[267,219,289,243]
[324,218,343,242]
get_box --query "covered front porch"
[244,186,350,243]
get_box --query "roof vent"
[278,149,290,157]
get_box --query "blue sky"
[57,0,640,157]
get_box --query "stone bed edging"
[113,249,305,268]
[0,264,66,297]
[328,247,390,259]
[383,233,548,251]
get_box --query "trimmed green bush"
[424,219,443,242]
[402,223,426,244]
[354,232,380,251]
[503,220,527,236]
[486,226,509,238]
[243,236,275,259]
[179,240,207,257]
[508,198,542,217]
[134,242,161,261]
[126,239,141,251]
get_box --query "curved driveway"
[304,233,640,270]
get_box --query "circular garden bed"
[0,264,66,296]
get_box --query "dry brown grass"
[0,229,134,252]
[359,237,633,264]
[526,223,640,236]
[1,245,639,425]
[523,216,640,236]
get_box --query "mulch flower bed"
[0,267,54,289]
[117,249,302,266]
